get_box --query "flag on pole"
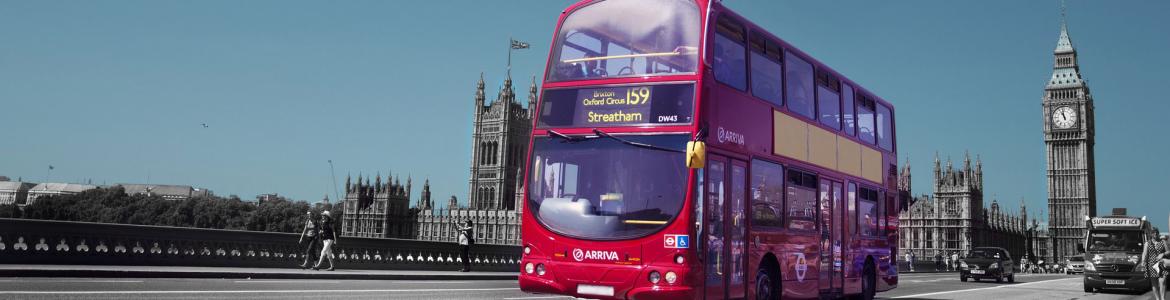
[511,39,529,50]
[48,165,54,170]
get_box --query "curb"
[0,269,518,281]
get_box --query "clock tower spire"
[1043,1,1096,264]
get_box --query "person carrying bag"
[1143,233,1167,300]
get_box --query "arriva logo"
[571,248,619,262]
[717,127,744,146]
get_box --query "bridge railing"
[0,218,520,272]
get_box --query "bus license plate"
[578,284,614,297]
[970,270,985,274]
[1106,280,1125,285]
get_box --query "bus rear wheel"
[755,267,780,300]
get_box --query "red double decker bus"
[519,0,900,299]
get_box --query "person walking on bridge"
[312,210,338,271]
[297,210,319,269]
[1143,234,1168,300]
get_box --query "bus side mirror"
[686,141,706,169]
[1077,244,1085,253]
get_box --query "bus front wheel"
[755,267,780,300]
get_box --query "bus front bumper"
[518,267,696,300]
[1084,271,1150,291]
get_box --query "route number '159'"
[626,87,650,105]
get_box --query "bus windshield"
[528,134,688,240]
[1088,230,1144,252]
[547,0,701,82]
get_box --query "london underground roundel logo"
[572,248,584,261]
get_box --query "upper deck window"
[548,0,701,82]
[784,52,815,119]
[877,103,894,151]
[842,84,856,136]
[713,18,747,91]
[749,33,783,106]
[816,70,841,130]
[857,93,877,145]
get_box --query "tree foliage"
[6,186,325,233]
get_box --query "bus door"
[703,154,748,300]
[819,178,845,296]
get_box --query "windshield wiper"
[592,128,683,153]
[547,129,586,142]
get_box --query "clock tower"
[1043,9,1096,263]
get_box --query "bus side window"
[713,18,747,91]
[749,33,783,106]
[842,84,856,136]
[816,70,841,130]
[750,159,784,228]
[848,183,857,236]
[858,187,878,237]
[785,169,817,231]
[877,104,894,151]
[784,52,815,120]
[857,94,876,145]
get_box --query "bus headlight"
[525,262,535,274]
[648,271,661,284]
[675,255,685,264]
[536,263,546,276]
[524,246,531,255]
[665,271,678,284]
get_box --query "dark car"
[959,247,1016,283]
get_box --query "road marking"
[891,277,1078,299]
[233,280,341,284]
[0,280,144,283]
[501,296,573,300]
[0,288,520,295]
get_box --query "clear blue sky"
[2,1,1167,229]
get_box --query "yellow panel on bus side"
[861,146,884,184]
[807,125,837,170]
[837,137,862,178]
[773,111,808,161]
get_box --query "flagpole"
[508,36,513,78]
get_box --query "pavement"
[0,264,518,281]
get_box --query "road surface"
[0,272,1162,299]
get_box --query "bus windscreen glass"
[537,83,694,128]
[547,0,700,82]
[527,134,688,240]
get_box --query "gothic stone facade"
[1043,17,1097,263]
[899,154,1033,260]
[415,73,536,246]
[469,74,535,211]
[340,174,417,239]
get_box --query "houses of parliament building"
[339,72,535,246]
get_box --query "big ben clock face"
[1052,106,1077,129]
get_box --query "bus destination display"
[538,83,694,128]
[577,86,653,125]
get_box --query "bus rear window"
[548,0,700,82]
